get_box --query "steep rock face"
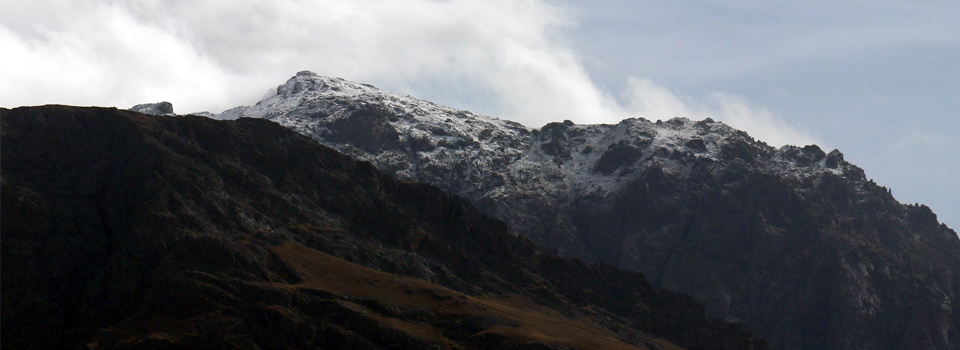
[1,106,766,350]
[219,72,960,350]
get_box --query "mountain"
[1,105,767,349]
[218,72,960,350]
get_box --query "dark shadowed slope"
[221,72,960,350]
[1,106,766,350]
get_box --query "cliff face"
[1,105,766,350]
[220,72,960,350]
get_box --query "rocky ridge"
[215,72,857,258]
[217,72,960,350]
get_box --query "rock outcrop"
[129,101,174,116]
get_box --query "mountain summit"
[219,72,960,350]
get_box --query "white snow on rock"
[217,71,863,238]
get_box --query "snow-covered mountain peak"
[219,71,526,136]
[218,72,864,219]
[275,71,381,97]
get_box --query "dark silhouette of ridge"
[2,105,767,350]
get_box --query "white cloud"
[891,124,953,153]
[0,3,238,111]
[2,0,816,147]
[621,78,820,147]
[622,78,694,120]
[706,92,821,147]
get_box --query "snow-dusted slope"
[219,71,862,252]
[219,72,529,189]
[222,73,852,195]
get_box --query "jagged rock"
[129,101,174,116]
[219,72,960,350]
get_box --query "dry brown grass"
[270,241,663,350]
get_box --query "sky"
[2,0,957,231]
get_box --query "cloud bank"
[1,0,818,147]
